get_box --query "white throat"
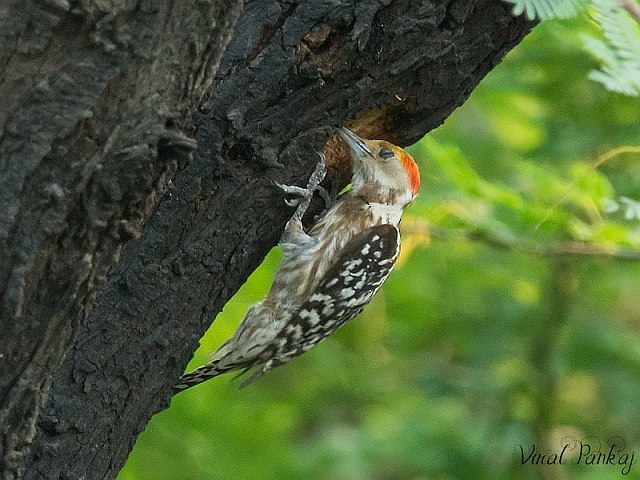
[368,202,404,226]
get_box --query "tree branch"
[426,225,640,261]
[623,0,640,23]
[0,1,534,478]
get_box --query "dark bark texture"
[0,0,534,478]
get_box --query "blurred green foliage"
[120,17,640,480]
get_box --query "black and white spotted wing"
[177,224,401,391]
[269,223,401,369]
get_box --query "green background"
[120,16,640,480]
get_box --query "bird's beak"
[338,127,373,158]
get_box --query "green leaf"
[503,0,590,20]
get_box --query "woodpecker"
[174,128,420,392]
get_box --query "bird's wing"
[240,223,400,387]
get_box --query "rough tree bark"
[0,0,534,478]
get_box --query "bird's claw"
[275,183,312,199]
[275,153,327,220]
[284,197,300,208]
[316,185,333,210]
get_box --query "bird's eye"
[379,147,394,160]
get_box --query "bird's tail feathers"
[173,361,230,393]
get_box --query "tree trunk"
[0,0,533,478]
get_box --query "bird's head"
[338,127,420,204]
